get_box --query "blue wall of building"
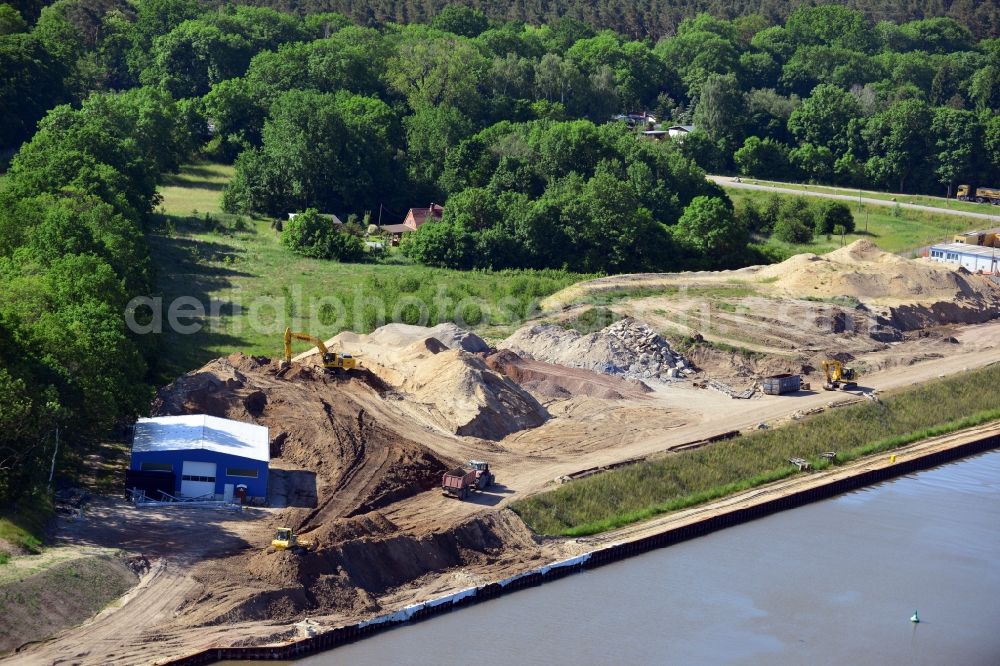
[130,448,268,499]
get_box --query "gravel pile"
[502,317,693,382]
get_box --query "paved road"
[709,175,1000,224]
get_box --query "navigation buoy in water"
[911,610,920,623]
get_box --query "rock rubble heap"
[603,318,692,381]
[502,316,693,382]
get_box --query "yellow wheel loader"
[271,527,316,553]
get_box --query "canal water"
[290,451,1000,665]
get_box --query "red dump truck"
[442,461,495,499]
[442,467,477,499]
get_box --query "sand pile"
[152,354,450,520]
[755,239,997,305]
[485,349,653,400]
[364,323,491,353]
[325,326,548,440]
[501,317,691,382]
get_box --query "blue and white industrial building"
[927,242,1000,273]
[130,414,270,501]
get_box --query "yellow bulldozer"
[821,360,857,391]
[271,527,316,553]
[282,327,357,373]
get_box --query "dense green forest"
[1,0,1000,504]
[226,0,1000,42]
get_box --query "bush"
[280,209,365,261]
[562,306,620,334]
[773,216,814,243]
[815,201,855,235]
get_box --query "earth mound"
[755,239,998,306]
[365,322,491,353]
[152,354,450,520]
[191,510,541,624]
[325,326,548,440]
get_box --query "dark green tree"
[281,209,364,261]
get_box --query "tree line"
[0,85,194,502]
[225,0,1000,43]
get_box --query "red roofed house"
[403,203,443,231]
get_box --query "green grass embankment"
[0,498,52,563]
[0,549,137,653]
[512,364,1000,537]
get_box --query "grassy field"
[735,178,994,217]
[150,162,588,380]
[728,189,977,257]
[511,364,1000,537]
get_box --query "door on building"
[180,461,217,498]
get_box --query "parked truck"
[442,461,495,499]
[762,373,802,395]
[956,185,1000,205]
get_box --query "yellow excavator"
[271,527,316,553]
[282,327,357,373]
[821,360,857,391]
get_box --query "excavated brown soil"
[186,510,543,625]
[152,354,451,522]
[485,349,653,400]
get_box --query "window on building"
[140,462,172,472]
[226,467,259,478]
[947,253,959,260]
[182,474,215,482]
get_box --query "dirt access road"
[709,175,1000,224]
[8,501,270,666]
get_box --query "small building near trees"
[667,125,695,138]
[927,242,1000,273]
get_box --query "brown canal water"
[251,450,1000,665]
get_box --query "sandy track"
[708,175,1000,222]
[9,503,267,665]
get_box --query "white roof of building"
[288,212,343,224]
[931,242,1000,259]
[133,415,270,462]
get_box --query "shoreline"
[162,420,1000,665]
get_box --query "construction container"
[762,373,801,395]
